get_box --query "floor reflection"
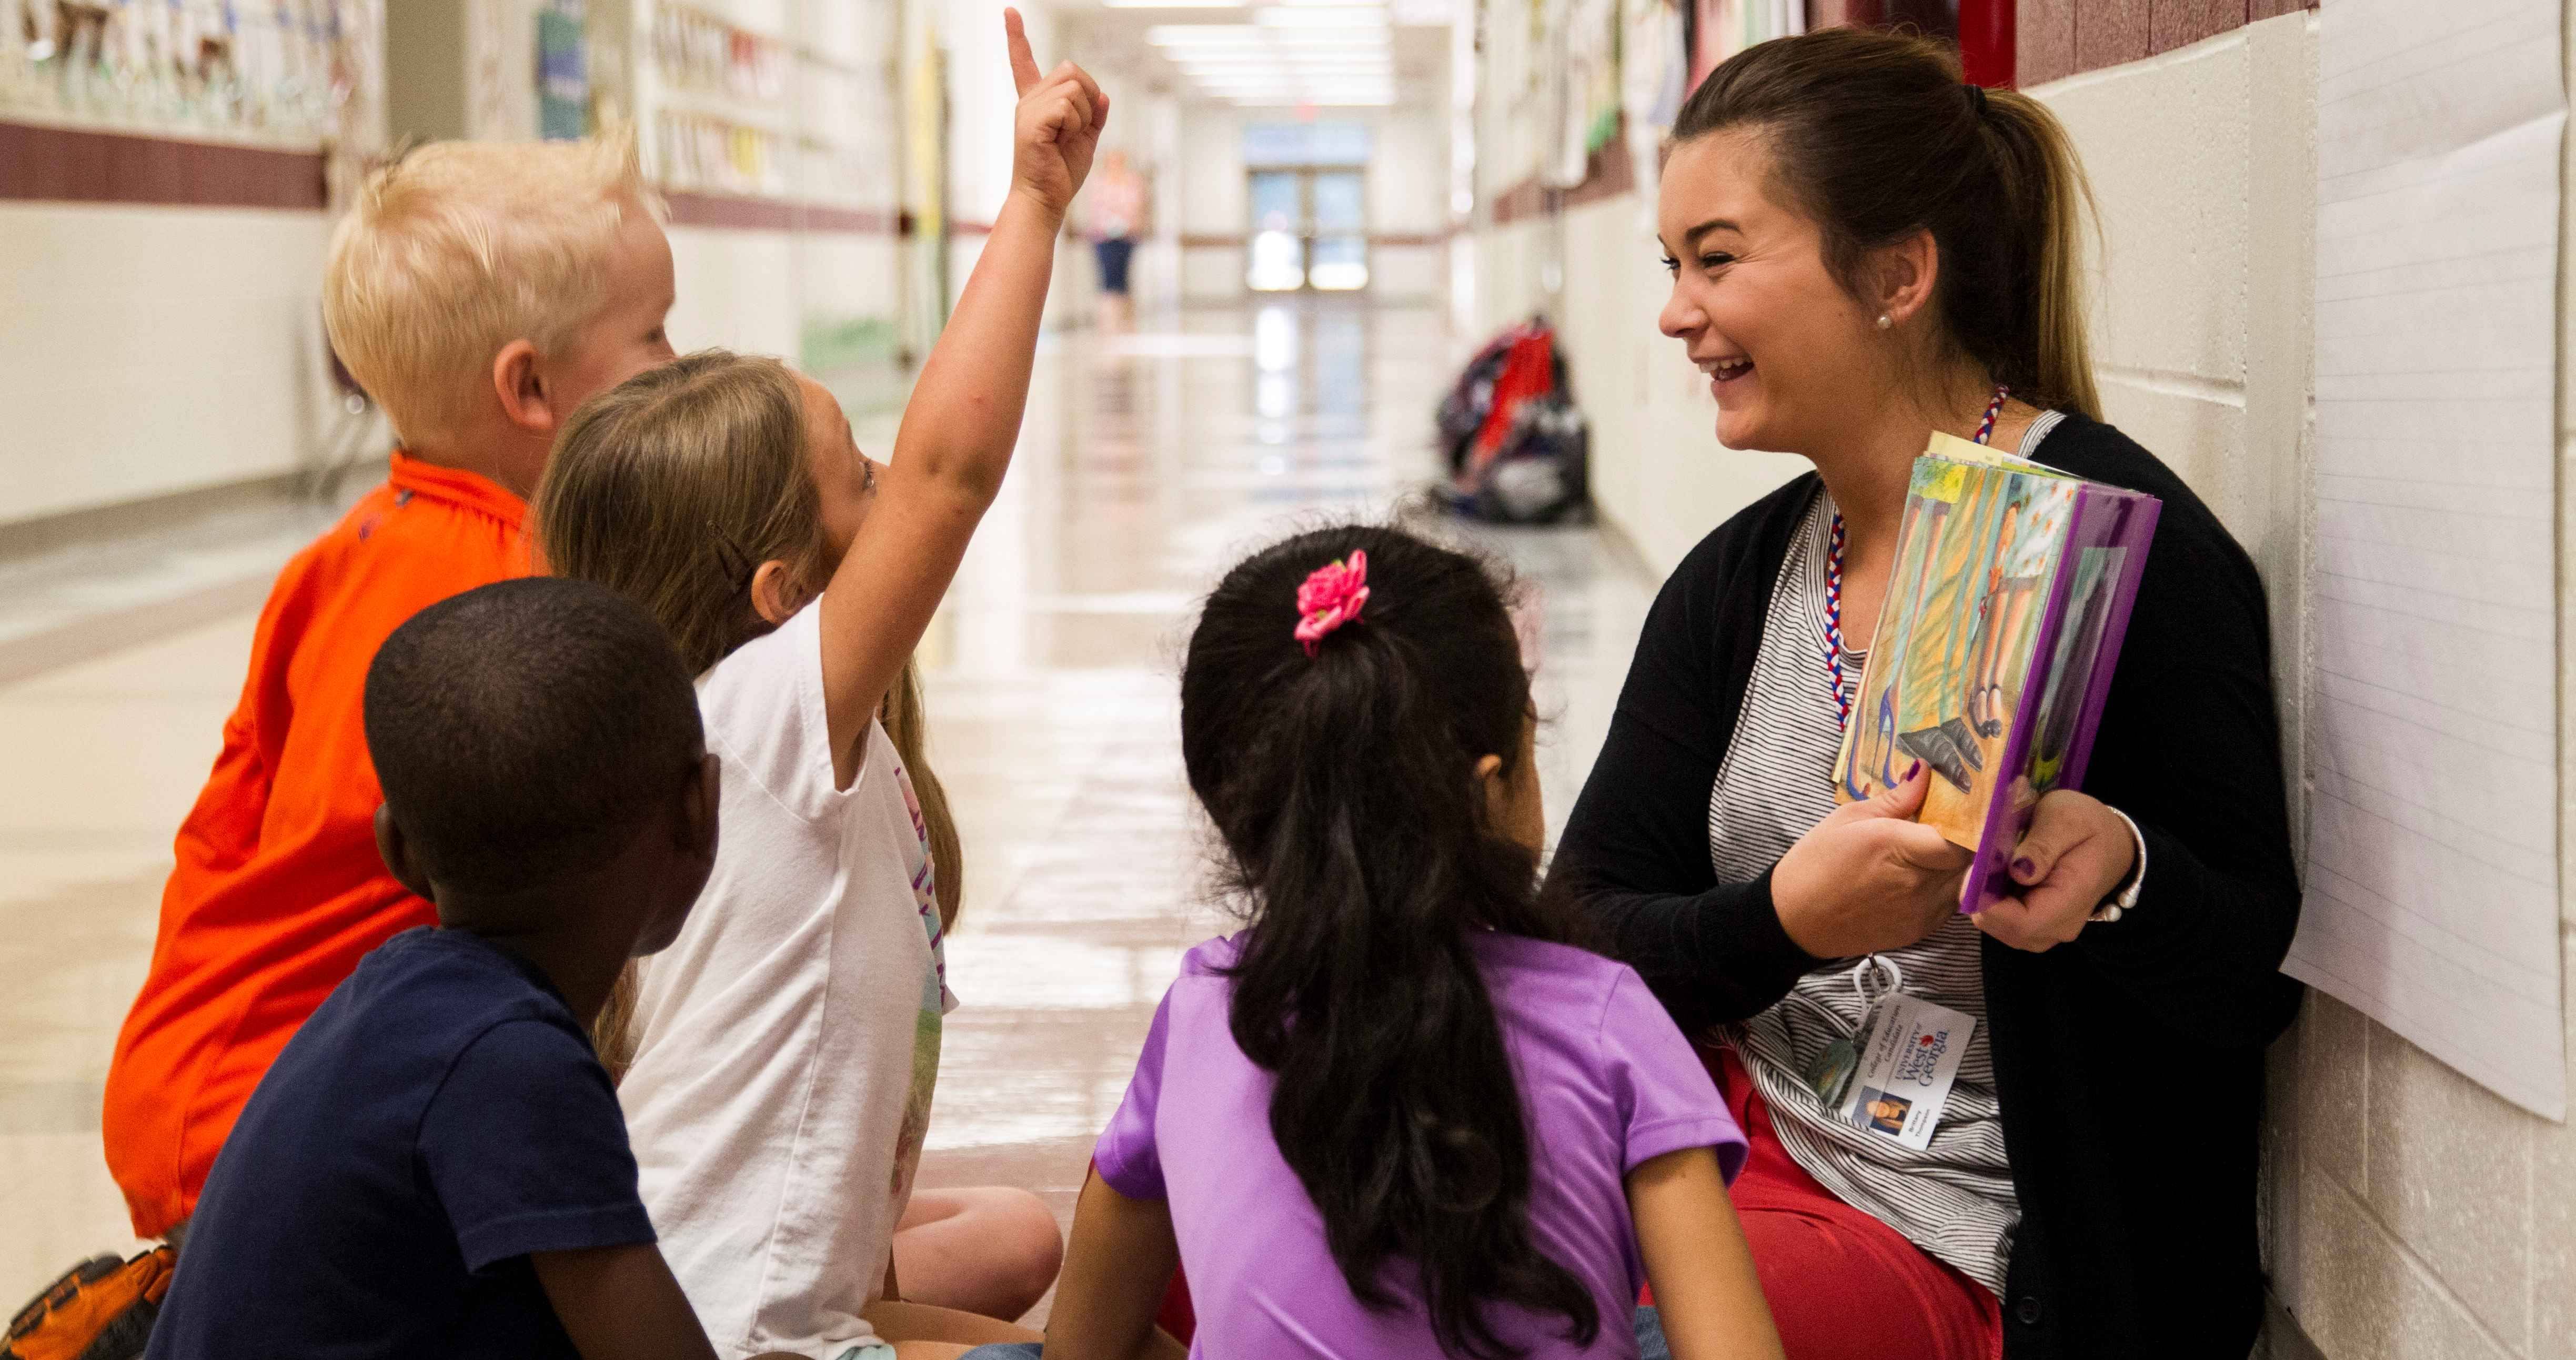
[914,300,1653,1323]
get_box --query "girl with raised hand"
[1020,526,1785,1360]
[534,14,1106,1358]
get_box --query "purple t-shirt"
[1095,933,1747,1358]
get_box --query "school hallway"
[0,299,1658,1316]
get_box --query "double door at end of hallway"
[1248,169,1368,293]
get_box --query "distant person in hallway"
[533,13,1102,1356]
[101,129,680,1246]
[1009,526,1785,1360]
[1549,27,2300,1360]
[144,577,757,1360]
[1085,149,1148,329]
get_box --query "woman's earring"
[1877,314,1894,330]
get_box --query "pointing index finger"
[1004,8,1042,96]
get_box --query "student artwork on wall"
[1620,0,1684,226]
[1684,0,1732,93]
[1835,435,2158,913]
[0,0,369,143]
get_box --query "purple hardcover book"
[1834,447,2160,912]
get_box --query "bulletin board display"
[0,0,380,152]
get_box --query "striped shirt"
[1705,412,2064,1296]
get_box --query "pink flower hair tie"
[1294,551,1371,657]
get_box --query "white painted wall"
[938,0,1052,313]
[0,204,341,528]
[2047,16,2574,1360]
[2177,11,2576,1359]
[666,225,802,358]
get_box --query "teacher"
[1548,27,2300,1360]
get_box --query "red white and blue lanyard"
[1822,386,2009,731]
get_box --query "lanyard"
[1821,385,2009,733]
[1809,387,2008,1052]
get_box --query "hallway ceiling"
[1068,0,1450,108]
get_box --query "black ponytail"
[1179,525,1598,1359]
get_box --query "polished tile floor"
[0,300,1656,1315]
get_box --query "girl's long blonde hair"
[535,350,963,1076]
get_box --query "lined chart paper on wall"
[2291,0,2566,1119]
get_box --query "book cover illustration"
[1835,435,2160,912]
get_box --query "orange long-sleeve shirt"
[104,454,530,1237]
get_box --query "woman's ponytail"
[1182,526,1597,1359]
[1673,26,2104,419]
[1983,88,2102,420]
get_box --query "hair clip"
[707,526,760,594]
[1294,551,1371,657]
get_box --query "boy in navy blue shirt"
[144,577,761,1360]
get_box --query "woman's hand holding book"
[1773,764,1974,959]
[1971,790,2139,951]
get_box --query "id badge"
[1831,993,1975,1152]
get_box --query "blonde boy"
[103,132,677,1240]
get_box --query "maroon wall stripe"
[1487,112,1634,227]
[0,119,324,210]
[662,190,901,235]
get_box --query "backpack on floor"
[1435,316,1572,479]
[1457,392,1591,525]
[1437,319,1591,525]
[4,1248,173,1360]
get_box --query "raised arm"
[816,9,1107,764]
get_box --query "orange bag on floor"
[4,1248,173,1360]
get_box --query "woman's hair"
[537,351,963,1072]
[1180,524,1596,1359]
[1674,26,2101,420]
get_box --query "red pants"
[1712,1045,2002,1360]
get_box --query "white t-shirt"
[621,602,956,1359]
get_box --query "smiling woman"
[1548,26,2303,1360]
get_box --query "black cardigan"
[1548,414,2303,1359]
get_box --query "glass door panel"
[1306,172,1368,291]
[1247,170,1305,291]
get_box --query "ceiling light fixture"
[1253,5,1389,24]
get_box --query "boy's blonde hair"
[537,350,964,1073]
[323,129,657,446]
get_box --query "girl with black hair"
[1018,525,1784,1360]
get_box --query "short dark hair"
[364,577,704,895]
